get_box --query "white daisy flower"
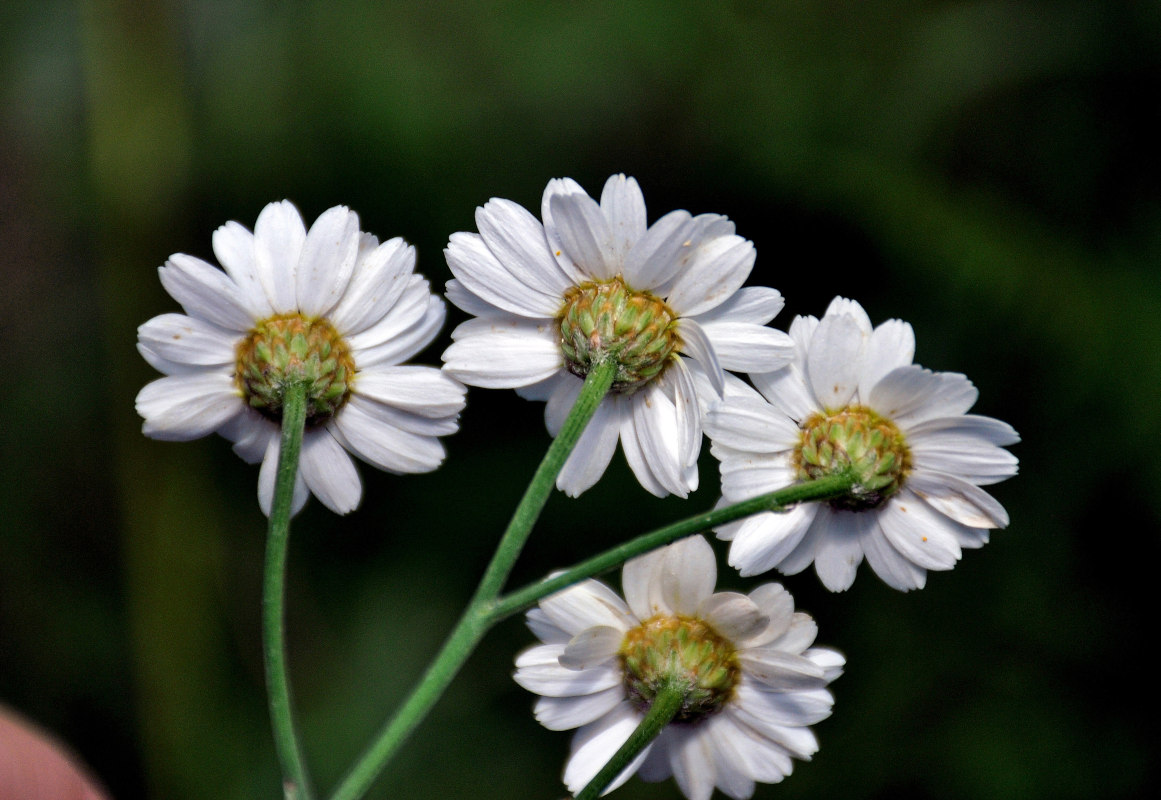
[514,535,843,800]
[705,296,1020,592]
[135,201,466,516]
[441,174,792,498]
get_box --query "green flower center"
[619,615,740,723]
[793,405,911,511]
[234,313,355,425]
[557,277,681,395]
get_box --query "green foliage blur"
[2,1,1158,798]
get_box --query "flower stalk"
[574,682,686,800]
[328,361,618,800]
[264,380,314,800]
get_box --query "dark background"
[2,1,1158,798]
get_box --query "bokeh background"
[2,1,1158,798]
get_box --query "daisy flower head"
[514,535,843,800]
[705,296,1020,592]
[135,201,466,516]
[441,174,793,498]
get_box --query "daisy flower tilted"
[441,174,792,498]
[136,201,465,516]
[514,535,843,800]
[705,297,1020,591]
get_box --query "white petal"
[697,592,769,644]
[533,687,625,731]
[137,313,238,366]
[344,275,431,351]
[617,400,669,498]
[704,395,800,453]
[910,436,1020,486]
[750,362,816,424]
[694,285,784,326]
[738,650,828,691]
[698,322,795,373]
[329,237,416,335]
[908,470,1010,528]
[252,200,306,312]
[733,680,836,728]
[441,317,562,388]
[805,311,864,410]
[544,374,584,436]
[677,318,724,398]
[222,411,275,464]
[879,494,964,570]
[300,427,362,514]
[768,612,819,655]
[858,318,915,397]
[331,398,446,474]
[907,413,1020,446]
[549,190,618,280]
[822,296,871,333]
[514,644,623,697]
[663,220,755,317]
[860,516,929,591]
[353,366,466,419]
[443,277,502,318]
[541,177,593,284]
[623,209,696,289]
[623,534,716,619]
[475,197,572,298]
[563,702,649,796]
[739,583,795,647]
[560,626,625,670]
[668,357,703,469]
[869,367,979,426]
[631,384,696,498]
[599,174,647,262]
[556,398,622,497]
[539,579,635,637]
[526,607,570,645]
[355,295,446,368]
[445,231,563,318]
[726,505,817,578]
[257,433,310,517]
[212,221,274,319]
[703,717,761,798]
[667,725,717,800]
[159,254,255,331]
[712,711,793,783]
[810,508,868,592]
[136,373,243,441]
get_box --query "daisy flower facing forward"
[705,297,1020,591]
[441,174,792,498]
[136,201,465,516]
[514,535,843,800]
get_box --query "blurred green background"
[2,1,1158,798]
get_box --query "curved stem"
[264,382,314,800]
[574,683,685,800]
[327,362,617,800]
[491,470,858,620]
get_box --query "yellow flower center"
[557,277,681,395]
[793,405,911,511]
[619,615,740,723]
[234,313,356,425]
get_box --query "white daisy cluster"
[134,178,1020,800]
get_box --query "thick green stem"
[264,382,313,800]
[491,470,858,620]
[327,362,617,800]
[574,683,686,800]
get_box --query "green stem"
[491,470,858,620]
[327,362,617,800]
[574,683,686,800]
[264,382,314,800]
